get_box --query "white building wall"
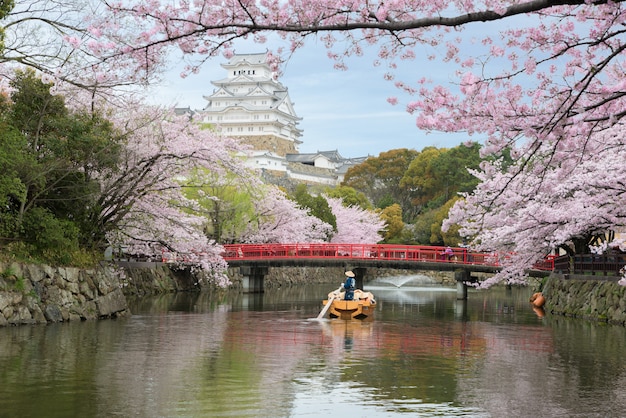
[312,156,335,169]
[287,171,337,185]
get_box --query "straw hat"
[344,271,355,277]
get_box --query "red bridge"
[220,243,555,272]
[214,243,555,294]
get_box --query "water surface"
[1,278,625,417]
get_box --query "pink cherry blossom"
[325,196,384,243]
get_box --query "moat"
[1,279,624,417]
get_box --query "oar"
[316,285,342,319]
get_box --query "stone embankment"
[542,273,626,325]
[0,261,458,326]
[0,262,129,326]
[231,266,458,287]
[2,261,624,327]
[0,260,220,325]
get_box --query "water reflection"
[0,283,624,417]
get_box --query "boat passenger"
[344,271,356,300]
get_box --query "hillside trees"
[377,204,403,243]
[399,147,442,211]
[341,144,478,245]
[401,143,481,210]
[324,186,371,210]
[342,149,418,219]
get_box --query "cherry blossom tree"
[61,89,248,286]
[325,196,384,243]
[444,124,626,286]
[240,185,334,243]
[1,0,167,89]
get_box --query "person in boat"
[343,271,356,300]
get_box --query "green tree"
[400,146,442,210]
[341,148,419,220]
[183,169,258,244]
[430,198,463,246]
[9,69,68,152]
[378,204,404,243]
[292,184,336,236]
[0,0,14,51]
[411,210,438,245]
[40,112,122,246]
[323,185,371,210]
[0,123,29,243]
[401,143,481,213]
[0,70,123,261]
[429,142,482,205]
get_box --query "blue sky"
[151,41,473,158]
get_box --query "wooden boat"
[321,289,376,320]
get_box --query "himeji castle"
[195,52,368,186]
[200,52,302,156]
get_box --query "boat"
[321,288,377,320]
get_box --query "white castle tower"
[199,52,302,156]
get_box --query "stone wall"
[1,261,462,326]
[0,261,211,326]
[242,134,297,156]
[0,262,130,326]
[227,266,459,287]
[541,274,626,325]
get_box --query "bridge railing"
[159,243,556,271]
[553,254,626,276]
[221,243,506,266]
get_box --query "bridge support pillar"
[352,267,367,289]
[240,266,268,293]
[455,270,470,300]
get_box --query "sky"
[150,41,473,158]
